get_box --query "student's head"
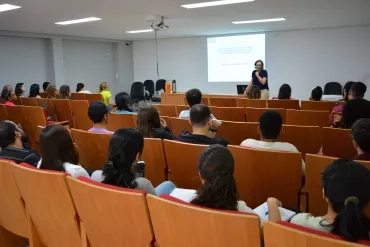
[39,125,78,172]
[88,101,109,124]
[258,110,283,140]
[3,85,12,90]
[0,121,25,149]
[343,81,355,101]
[342,99,370,129]
[349,82,367,100]
[42,81,50,91]
[99,82,108,92]
[15,83,25,96]
[59,85,71,99]
[76,83,86,92]
[115,92,133,112]
[46,85,58,98]
[191,145,238,210]
[255,59,264,70]
[137,106,161,138]
[310,86,323,101]
[29,84,40,97]
[102,128,144,188]
[321,159,370,241]
[185,88,202,107]
[189,104,212,129]
[246,85,261,99]
[351,118,370,154]
[278,84,291,99]
[1,88,16,103]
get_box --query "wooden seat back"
[170,117,192,137]
[286,109,329,127]
[0,104,9,120]
[209,107,245,122]
[14,96,23,105]
[163,140,206,189]
[36,98,57,121]
[301,100,337,112]
[70,129,110,170]
[5,106,31,144]
[245,107,286,123]
[237,98,267,108]
[322,128,356,159]
[67,177,154,247]
[228,146,302,209]
[9,163,81,246]
[23,106,48,150]
[85,93,103,104]
[107,113,136,132]
[70,100,92,131]
[147,194,261,247]
[52,99,74,128]
[217,121,259,145]
[268,99,300,110]
[208,97,237,107]
[154,104,177,117]
[20,97,37,106]
[143,138,168,186]
[70,93,86,100]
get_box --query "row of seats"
[1,159,368,247]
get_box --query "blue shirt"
[252,70,269,90]
[115,110,137,115]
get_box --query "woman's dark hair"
[246,85,261,99]
[278,84,292,99]
[42,81,50,91]
[311,86,323,101]
[102,128,144,188]
[1,88,14,103]
[137,106,161,138]
[39,125,79,172]
[321,159,370,241]
[191,144,238,211]
[343,81,355,101]
[76,83,85,92]
[59,85,71,99]
[29,84,40,97]
[15,83,24,96]
[342,99,370,129]
[115,92,133,112]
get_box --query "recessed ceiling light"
[55,17,101,25]
[182,0,254,9]
[0,4,21,12]
[126,29,153,34]
[232,18,286,24]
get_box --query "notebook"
[253,202,296,221]
[170,188,197,202]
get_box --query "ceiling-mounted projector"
[145,15,169,31]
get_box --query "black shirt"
[152,127,176,140]
[0,147,40,167]
[252,69,269,90]
[177,132,228,146]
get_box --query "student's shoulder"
[240,139,258,146]
[290,213,329,229]
[278,142,300,152]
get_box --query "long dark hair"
[137,106,161,138]
[76,83,85,92]
[115,92,133,112]
[59,85,71,99]
[102,129,144,188]
[15,83,24,96]
[278,84,292,99]
[322,159,370,241]
[39,125,79,172]
[29,84,40,97]
[191,145,238,211]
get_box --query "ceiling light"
[182,0,254,9]
[126,29,153,34]
[232,18,286,24]
[0,4,21,12]
[55,17,101,25]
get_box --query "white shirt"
[37,160,90,178]
[240,139,306,174]
[290,213,332,232]
[77,90,92,94]
[179,109,217,120]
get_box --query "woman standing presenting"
[244,60,269,99]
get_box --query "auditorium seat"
[14,96,22,106]
[154,104,177,117]
[209,106,245,122]
[143,138,168,186]
[0,160,28,247]
[69,100,92,131]
[236,98,267,108]
[0,105,9,120]
[107,113,136,132]
[245,107,286,123]
[170,117,192,137]
[268,99,300,110]
[36,98,57,121]
[5,106,31,145]
[52,99,74,128]
[163,140,206,189]
[322,127,356,159]
[9,163,82,246]
[176,105,189,116]
[71,129,110,170]
[217,121,259,145]
[20,97,38,106]
[301,100,337,112]
[67,177,154,247]
[228,146,302,209]
[146,194,261,247]
[70,93,86,100]
[286,109,329,127]
[23,106,49,152]
[85,93,104,104]
[208,97,237,107]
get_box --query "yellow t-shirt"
[100,90,112,105]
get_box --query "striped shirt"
[0,147,40,167]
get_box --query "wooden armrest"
[48,120,69,126]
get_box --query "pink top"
[329,105,344,124]
[3,101,15,106]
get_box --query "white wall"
[133,26,370,99]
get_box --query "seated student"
[58,85,71,99]
[309,86,323,101]
[99,82,114,106]
[245,85,261,99]
[115,92,136,114]
[76,83,92,94]
[38,125,90,178]
[267,159,370,242]
[15,83,26,97]
[351,118,370,161]
[137,106,175,140]
[28,84,41,98]
[87,101,113,134]
[179,88,217,119]
[91,128,176,196]
[40,81,50,98]
[1,88,17,106]
[273,84,293,100]
[241,110,305,173]
[46,85,59,99]
[178,104,227,146]
[341,99,370,129]
[0,120,40,166]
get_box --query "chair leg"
[0,225,28,247]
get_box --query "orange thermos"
[165,81,171,93]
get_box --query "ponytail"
[102,160,137,189]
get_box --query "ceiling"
[0,0,369,40]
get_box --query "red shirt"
[354,153,370,161]
[3,101,15,106]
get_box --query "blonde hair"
[99,82,108,92]
[246,86,261,99]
